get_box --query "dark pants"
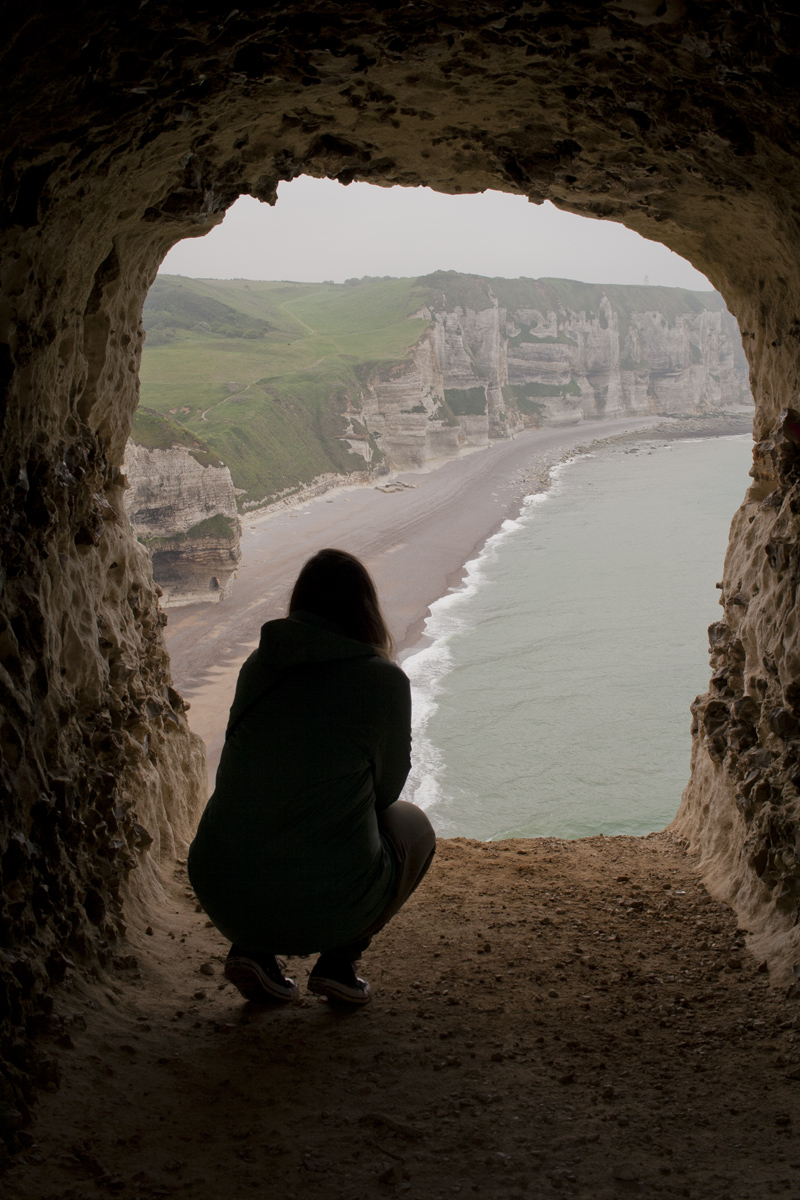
[329,801,436,960]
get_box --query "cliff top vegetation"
[130,407,225,468]
[139,273,745,508]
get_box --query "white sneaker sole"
[307,975,372,1005]
[224,957,298,1003]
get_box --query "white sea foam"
[400,435,752,841]
[399,463,584,811]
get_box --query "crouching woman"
[188,548,436,1005]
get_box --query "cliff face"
[139,274,751,505]
[361,276,749,469]
[127,277,749,595]
[123,441,241,607]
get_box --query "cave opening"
[3,4,800,1166]
[136,179,754,846]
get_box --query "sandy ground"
[7,833,800,1200]
[166,415,675,787]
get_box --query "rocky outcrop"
[137,273,750,501]
[361,278,749,470]
[123,442,241,607]
[675,408,800,977]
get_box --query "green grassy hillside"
[140,275,431,505]
[139,273,745,508]
[130,407,225,468]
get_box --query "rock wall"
[1,0,800,1131]
[362,285,749,469]
[123,443,241,607]
[675,407,800,979]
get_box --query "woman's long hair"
[288,548,395,660]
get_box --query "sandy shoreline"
[165,410,753,788]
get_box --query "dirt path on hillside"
[6,833,799,1200]
[279,291,323,335]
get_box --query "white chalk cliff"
[123,441,241,608]
[360,277,749,470]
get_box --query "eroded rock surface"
[1,0,799,1131]
[123,442,242,607]
[365,279,748,467]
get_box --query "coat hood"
[256,611,378,666]
[225,612,377,737]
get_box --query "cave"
[3,0,800,1171]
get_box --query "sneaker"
[223,946,299,1003]
[307,953,372,1005]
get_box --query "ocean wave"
[400,452,591,815]
[400,502,557,812]
[399,436,752,839]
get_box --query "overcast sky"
[159,175,711,289]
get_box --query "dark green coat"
[187,612,411,954]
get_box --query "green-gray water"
[401,434,753,840]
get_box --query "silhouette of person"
[188,548,436,1005]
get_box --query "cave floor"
[6,834,800,1200]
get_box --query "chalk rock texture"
[363,280,747,467]
[1,0,799,1126]
[123,443,242,607]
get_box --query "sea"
[399,432,753,841]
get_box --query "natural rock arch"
[2,0,800,1112]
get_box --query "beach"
[164,411,753,788]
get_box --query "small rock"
[193,989,206,1001]
[145,926,154,936]
[0,1103,24,1133]
[548,989,559,999]
[377,1162,406,1185]
[198,962,215,977]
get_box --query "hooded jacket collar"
[255,611,378,666]
[225,612,378,737]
